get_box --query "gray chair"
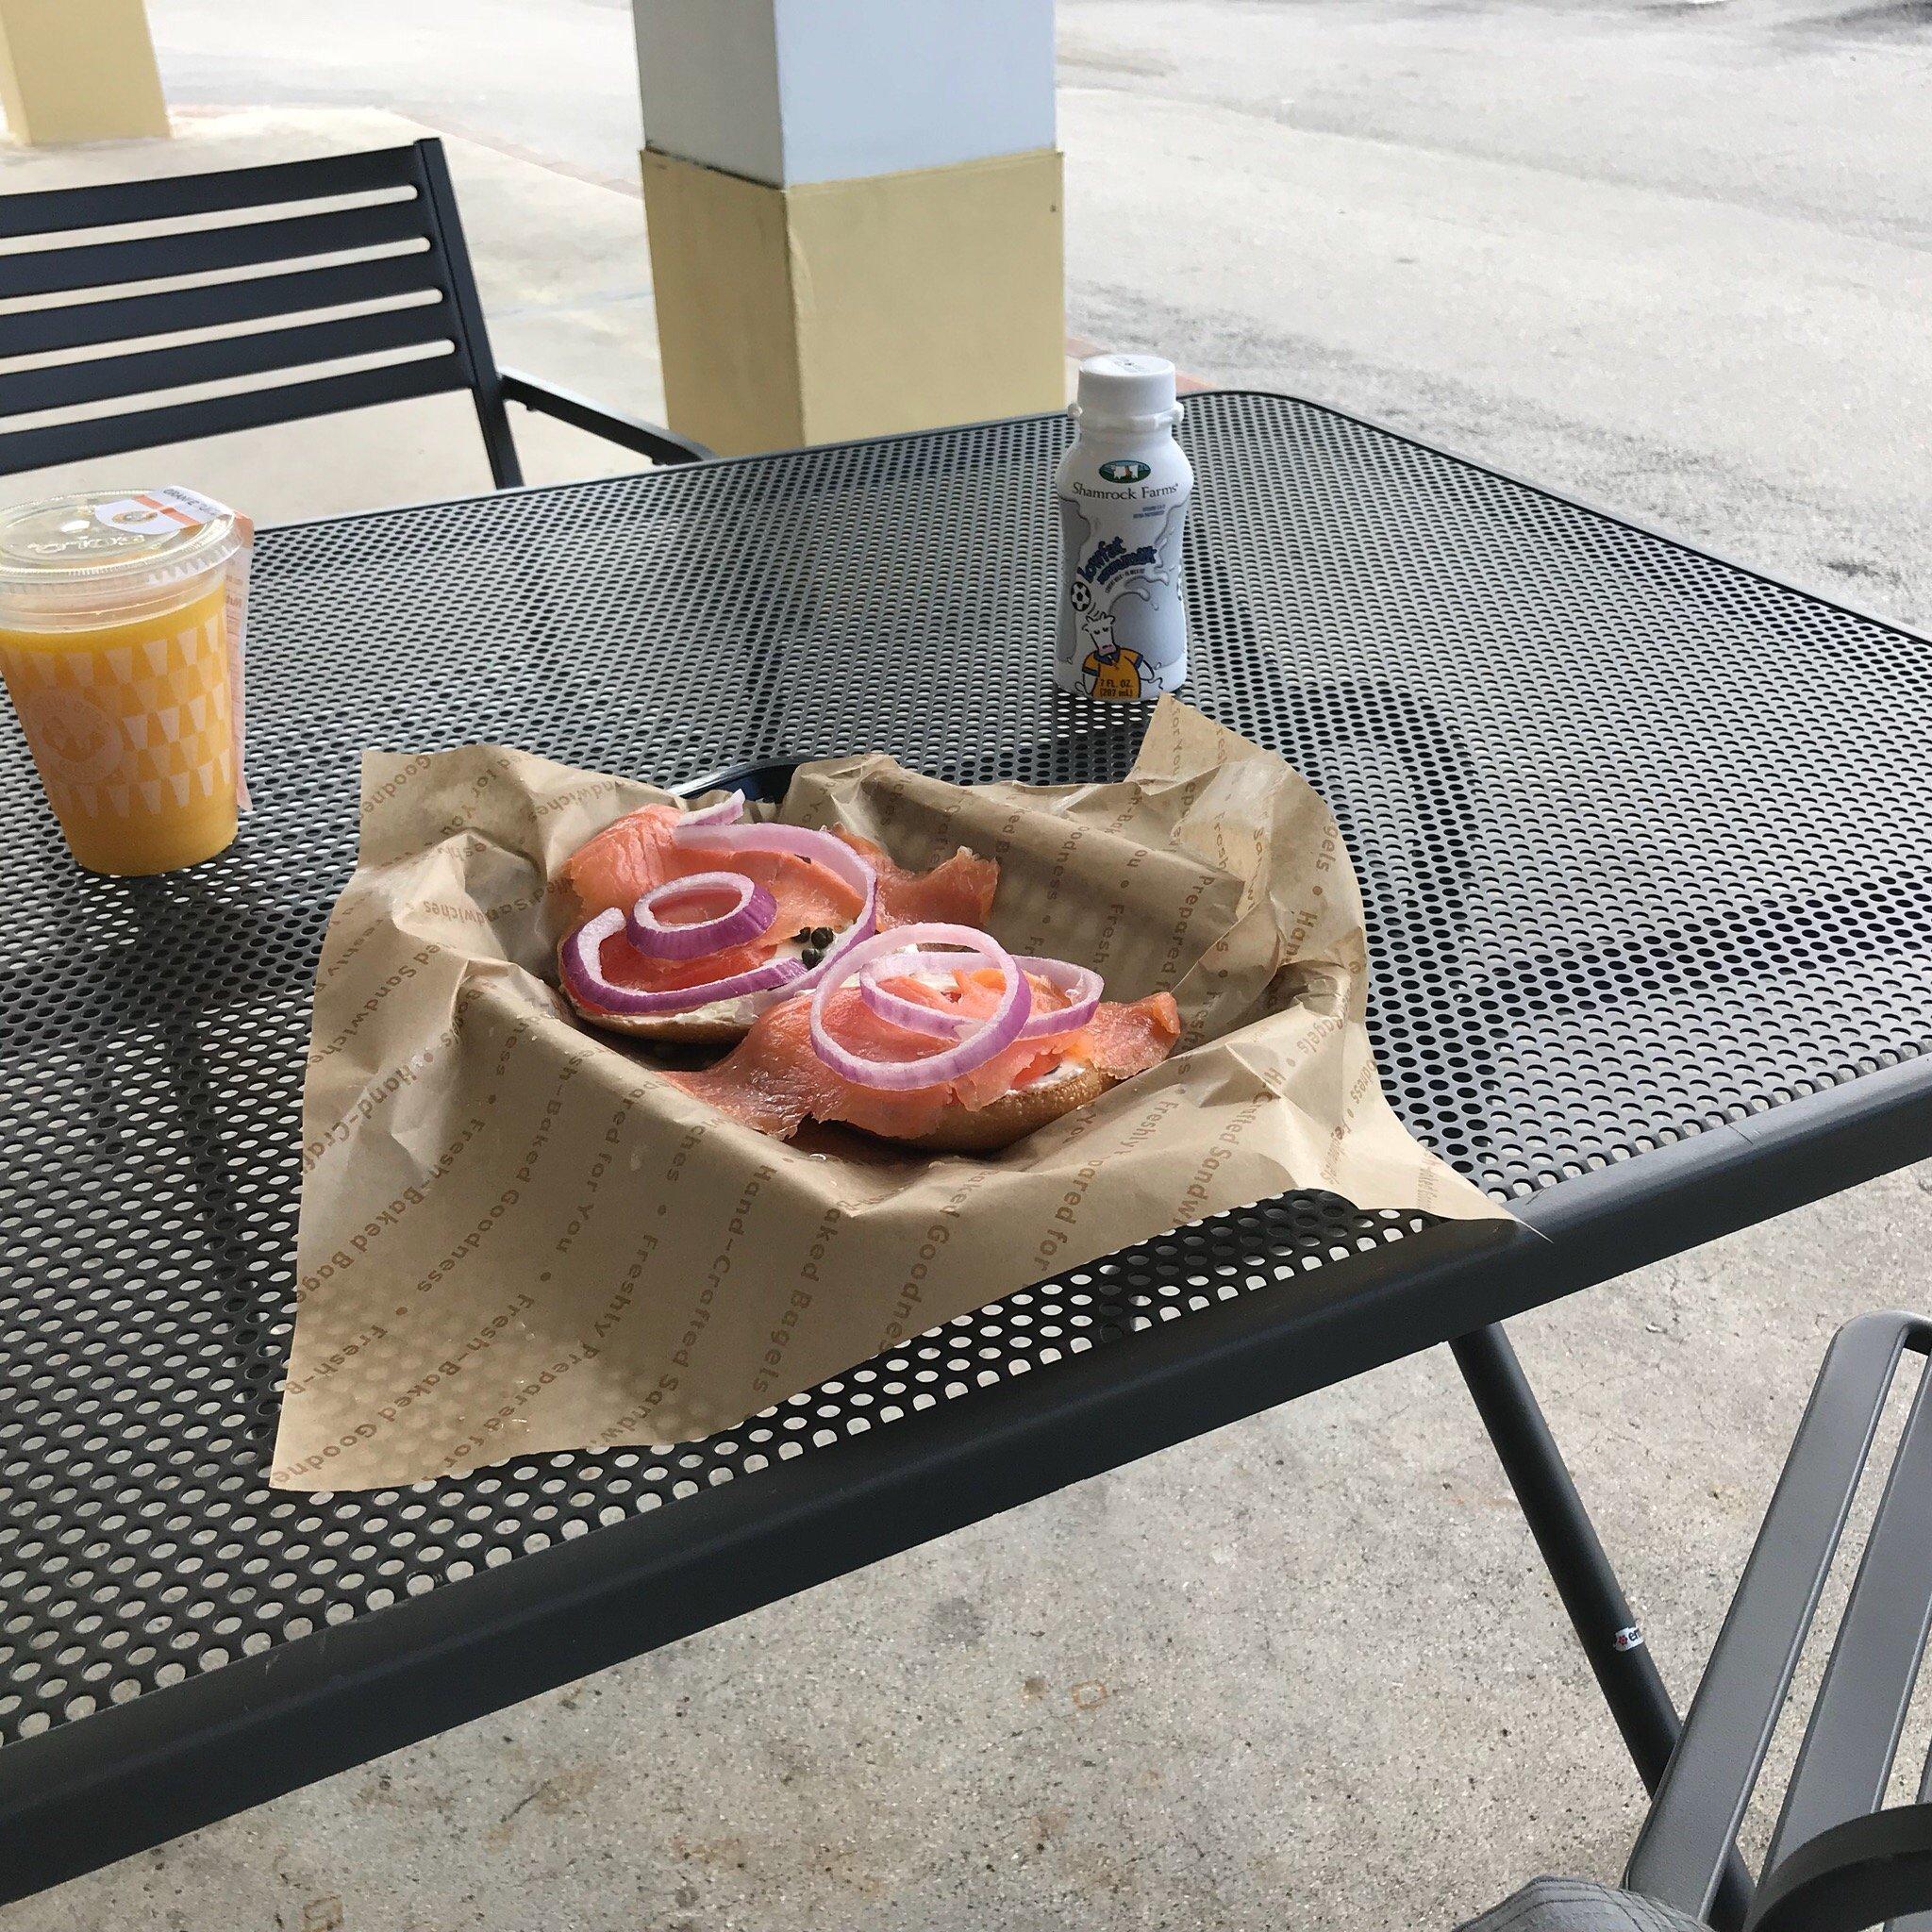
[1462,1312,1932,1932]
[0,137,708,484]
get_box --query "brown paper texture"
[274,699,1509,1491]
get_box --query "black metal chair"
[0,137,708,485]
[1461,1311,1932,1932]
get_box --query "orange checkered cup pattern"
[0,491,244,875]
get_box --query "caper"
[809,925,835,947]
[800,946,824,968]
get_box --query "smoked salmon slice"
[664,971,1181,1141]
[559,804,999,998]
[832,830,998,928]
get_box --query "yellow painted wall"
[0,0,169,145]
[641,146,1066,455]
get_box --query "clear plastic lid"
[0,491,240,632]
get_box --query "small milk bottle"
[1055,353,1193,699]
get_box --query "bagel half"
[891,1060,1113,1153]
[559,941,1119,1150]
[557,939,809,1046]
[558,988,769,1046]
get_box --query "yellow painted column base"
[0,0,169,145]
[641,146,1066,456]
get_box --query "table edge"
[4,1051,1931,1899]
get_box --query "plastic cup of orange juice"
[0,491,243,875]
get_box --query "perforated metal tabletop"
[4,391,1931,1896]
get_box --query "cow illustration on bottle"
[1058,502,1190,700]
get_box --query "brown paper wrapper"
[274,699,1509,1490]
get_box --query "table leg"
[1451,1324,1753,1929]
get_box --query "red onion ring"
[625,871,775,960]
[808,923,1026,1091]
[679,791,744,828]
[672,820,878,992]
[857,951,1103,1041]
[559,907,806,1016]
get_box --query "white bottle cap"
[1073,352,1179,429]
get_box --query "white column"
[634,0,1065,455]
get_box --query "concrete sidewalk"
[3,4,1930,1925]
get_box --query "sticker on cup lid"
[92,494,202,541]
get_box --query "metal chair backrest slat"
[0,139,525,485]
[0,252,441,359]
[0,300,457,417]
[1622,1312,1932,1928]
[0,196,429,301]
[1762,1357,1932,1870]
[0,145,416,238]
[1625,1313,1915,1919]
[0,357,470,476]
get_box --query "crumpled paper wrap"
[274,699,1508,1490]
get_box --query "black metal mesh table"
[4,392,1931,1897]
